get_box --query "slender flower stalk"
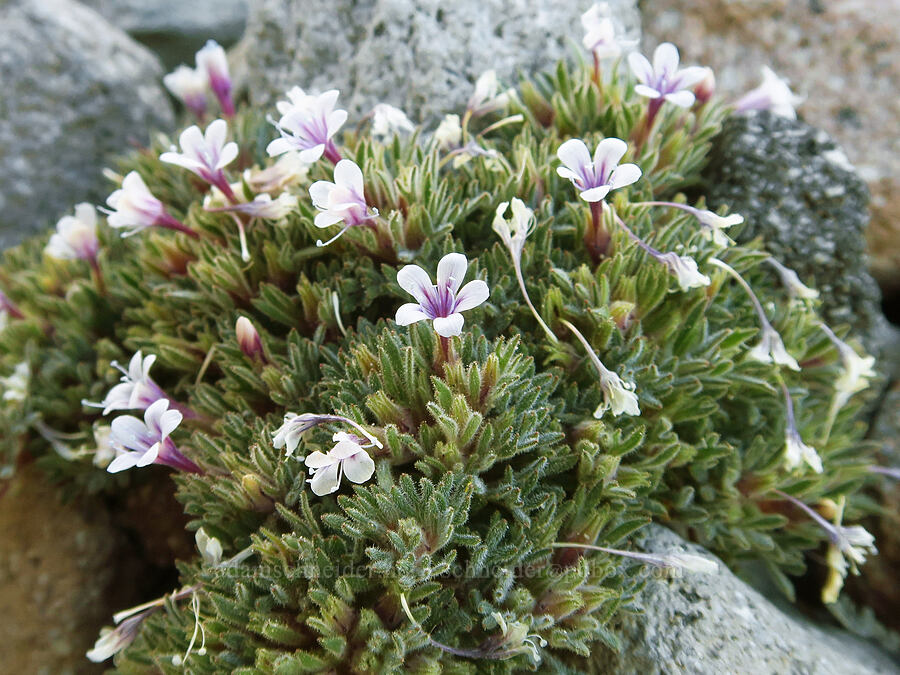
[272,412,383,457]
[780,381,823,473]
[637,200,743,249]
[709,258,799,370]
[549,542,718,574]
[105,171,198,238]
[560,319,640,417]
[195,40,235,116]
[160,119,239,202]
[613,211,710,291]
[492,199,556,342]
[395,252,490,338]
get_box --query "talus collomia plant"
[0,30,883,673]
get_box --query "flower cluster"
[164,40,235,118]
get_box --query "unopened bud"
[242,473,274,511]
[694,67,716,106]
[609,300,636,331]
[236,317,266,362]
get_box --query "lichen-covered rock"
[703,111,889,354]
[240,0,641,120]
[606,525,899,675]
[0,0,174,250]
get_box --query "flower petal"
[433,313,465,337]
[217,141,239,170]
[557,139,591,174]
[437,252,468,294]
[204,119,228,154]
[593,137,627,183]
[633,84,661,99]
[333,159,364,194]
[627,52,653,84]
[395,302,429,325]
[343,450,375,484]
[107,451,142,473]
[454,280,489,312]
[653,42,680,77]
[664,90,696,108]
[397,264,434,306]
[309,463,341,495]
[579,186,611,202]
[609,163,642,189]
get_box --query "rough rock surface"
[605,525,899,675]
[641,0,900,294]
[0,0,174,250]
[239,0,641,121]
[82,0,249,68]
[702,111,889,354]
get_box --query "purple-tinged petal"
[433,313,465,337]
[653,43,680,77]
[397,264,435,306]
[437,253,468,294]
[454,279,489,312]
[557,139,592,176]
[593,137,628,182]
[628,52,653,84]
[136,442,160,467]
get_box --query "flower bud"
[241,473,274,511]
[693,67,716,105]
[236,316,266,362]
[609,300,636,331]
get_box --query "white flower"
[304,432,376,496]
[834,345,876,409]
[581,3,636,60]
[735,66,804,120]
[747,326,800,371]
[492,198,535,260]
[838,525,877,567]
[163,65,208,118]
[371,103,415,138]
[105,171,193,237]
[628,43,708,108]
[693,209,742,248]
[1,362,29,402]
[160,119,238,197]
[766,257,818,300]
[784,429,823,473]
[243,152,310,193]
[272,412,322,457]
[86,613,146,662]
[195,40,234,116]
[664,553,719,574]
[86,350,166,415]
[434,114,462,149]
[467,70,514,117]
[820,503,877,604]
[594,368,640,418]
[309,159,377,246]
[195,527,223,566]
[92,425,115,469]
[557,137,642,202]
[395,252,490,337]
[267,87,347,164]
[45,203,100,262]
[107,398,200,473]
[655,252,711,291]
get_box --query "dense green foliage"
[0,53,877,673]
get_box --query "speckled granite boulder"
[703,111,889,354]
[239,0,641,120]
[604,526,899,675]
[0,0,174,249]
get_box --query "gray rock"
[605,525,899,675]
[82,0,249,68]
[0,0,174,249]
[703,111,890,355]
[239,0,641,121]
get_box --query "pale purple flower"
[556,137,642,202]
[308,159,378,247]
[304,432,376,496]
[163,65,208,119]
[160,119,239,200]
[371,103,415,138]
[781,382,823,473]
[748,325,800,371]
[272,412,383,457]
[581,3,636,60]
[735,66,804,120]
[208,192,298,220]
[195,40,234,116]
[45,202,100,263]
[640,201,743,248]
[395,252,490,338]
[84,350,166,415]
[86,612,148,662]
[267,87,347,164]
[766,257,819,300]
[655,252,711,291]
[107,398,200,473]
[105,171,197,238]
[628,43,707,108]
